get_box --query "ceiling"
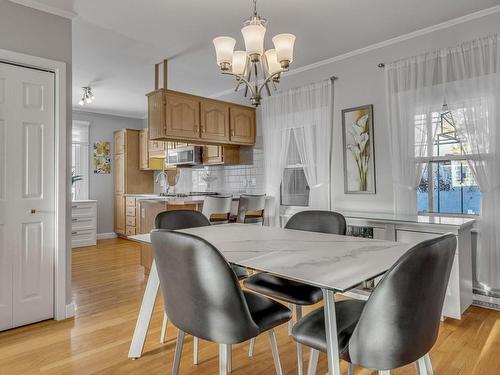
[12,0,500,118]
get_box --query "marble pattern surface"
[130,224,415,292]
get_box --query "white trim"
[473,293,500,311]
[97,232,118,240]
[211,4,500,99]
[73,107,146,120]
[65,303,75,318]
[8,0,77,19]
[0,48,68,321]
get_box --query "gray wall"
[73,111,144,234]
[0,1,73,303]
[219,10,500,213]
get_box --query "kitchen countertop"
[123,193,271,205]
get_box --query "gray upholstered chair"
[244,210,347,374]
[291,234,457,375]
[236,194,266,224]
[151,229,292,375]
[201,195,233,224]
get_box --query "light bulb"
[272,33,296,68]
[232,51,247,75]
[213,36,236,70]
[78,99,84,106]
[86,97,92,104]
[242,23,266,57]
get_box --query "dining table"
[127,223,414,375]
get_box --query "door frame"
[0,48,69,320]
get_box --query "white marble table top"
[129,224,414,292]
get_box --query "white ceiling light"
[213,0,296,106]
[78,86,95,106]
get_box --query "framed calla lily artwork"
[341,105,376,194]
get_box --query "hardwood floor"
[1,238,499,374]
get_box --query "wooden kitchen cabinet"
[147,89,256,146]
[164,92,200,140]
[139,128,167,170]
[113,129,154,236]
[229,106,256,145]
[203,145,240,165]
[139,129,149,170]
[200,99,230,143]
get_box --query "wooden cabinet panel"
[126,216,136,227]
[114,131,125,154]
[200,100,230,142]
[114,153,125,194]
[114,195,125,234]
[139,129,149,170]
[139,200,167,234]
[165,93,200,140]
[149,140,165,153]
[203,145,240,165]
[126,197,136,207]
[230,107,256,145]
[147,90,164,140]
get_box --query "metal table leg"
[322,289,341,375]
[128,259,160,359]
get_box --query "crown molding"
[211,4,500,99]
[9,0,77,19]
[72,107,146,120]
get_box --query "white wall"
[219,10,500,213]
[0,1,73,302]
[73,111,144,234]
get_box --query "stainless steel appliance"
[167,145,202,166]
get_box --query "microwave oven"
[167,145,202,166]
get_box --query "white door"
[0,62,55,330]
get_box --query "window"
[72,121,90,201]
[416,107,481,215]
[281,131,310,206]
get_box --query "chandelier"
[78,86,95,106]
[213,0,295,106]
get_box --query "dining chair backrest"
[347,234,457,370]
[236,194,266,224]
[201,195,233,222]
[151,229,260,344]
[285,210,346,235]
[154,209,210,230]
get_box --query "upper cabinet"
[200,100,230,143]
[147,89,256,146]
[229,106,256,145]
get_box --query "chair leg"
[294,305,304,375]
[268,330,284,375]
[193,336,199,365]
[306,349,319,375]
[219,344,228,375]
[424,353,434,375]
[248,337,255,357]
[227,344,232,373]
[160,312,168,344]
[416,355,429,375]
[288,303,294,335]
[172,330,185,375]
[348,363,354,375]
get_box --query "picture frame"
[341,104,376,194]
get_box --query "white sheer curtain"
[386,35,500,290]
[445,35,500,291]
[386,51,445,215]
[262,80,333,226]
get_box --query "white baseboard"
[65,302,76,319]
[473,293,500,311]
[97,232,118,240]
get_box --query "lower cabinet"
[71,200,97,248]
[114,195,125,235]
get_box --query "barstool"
[202,195,233,224]
[235,194,266,224]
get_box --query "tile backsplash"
[154,146,265,195]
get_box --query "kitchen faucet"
[155,171,170,195]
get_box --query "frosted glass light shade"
[232,51,247,75]
[241,24,266,56]
[213,36,236,66]
[264,49,281,75]
[272,33,296,64]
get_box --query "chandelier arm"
[244,63,253,97]
[222,71,257,98]
[264,81,271,96]
[257,70,286,97]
